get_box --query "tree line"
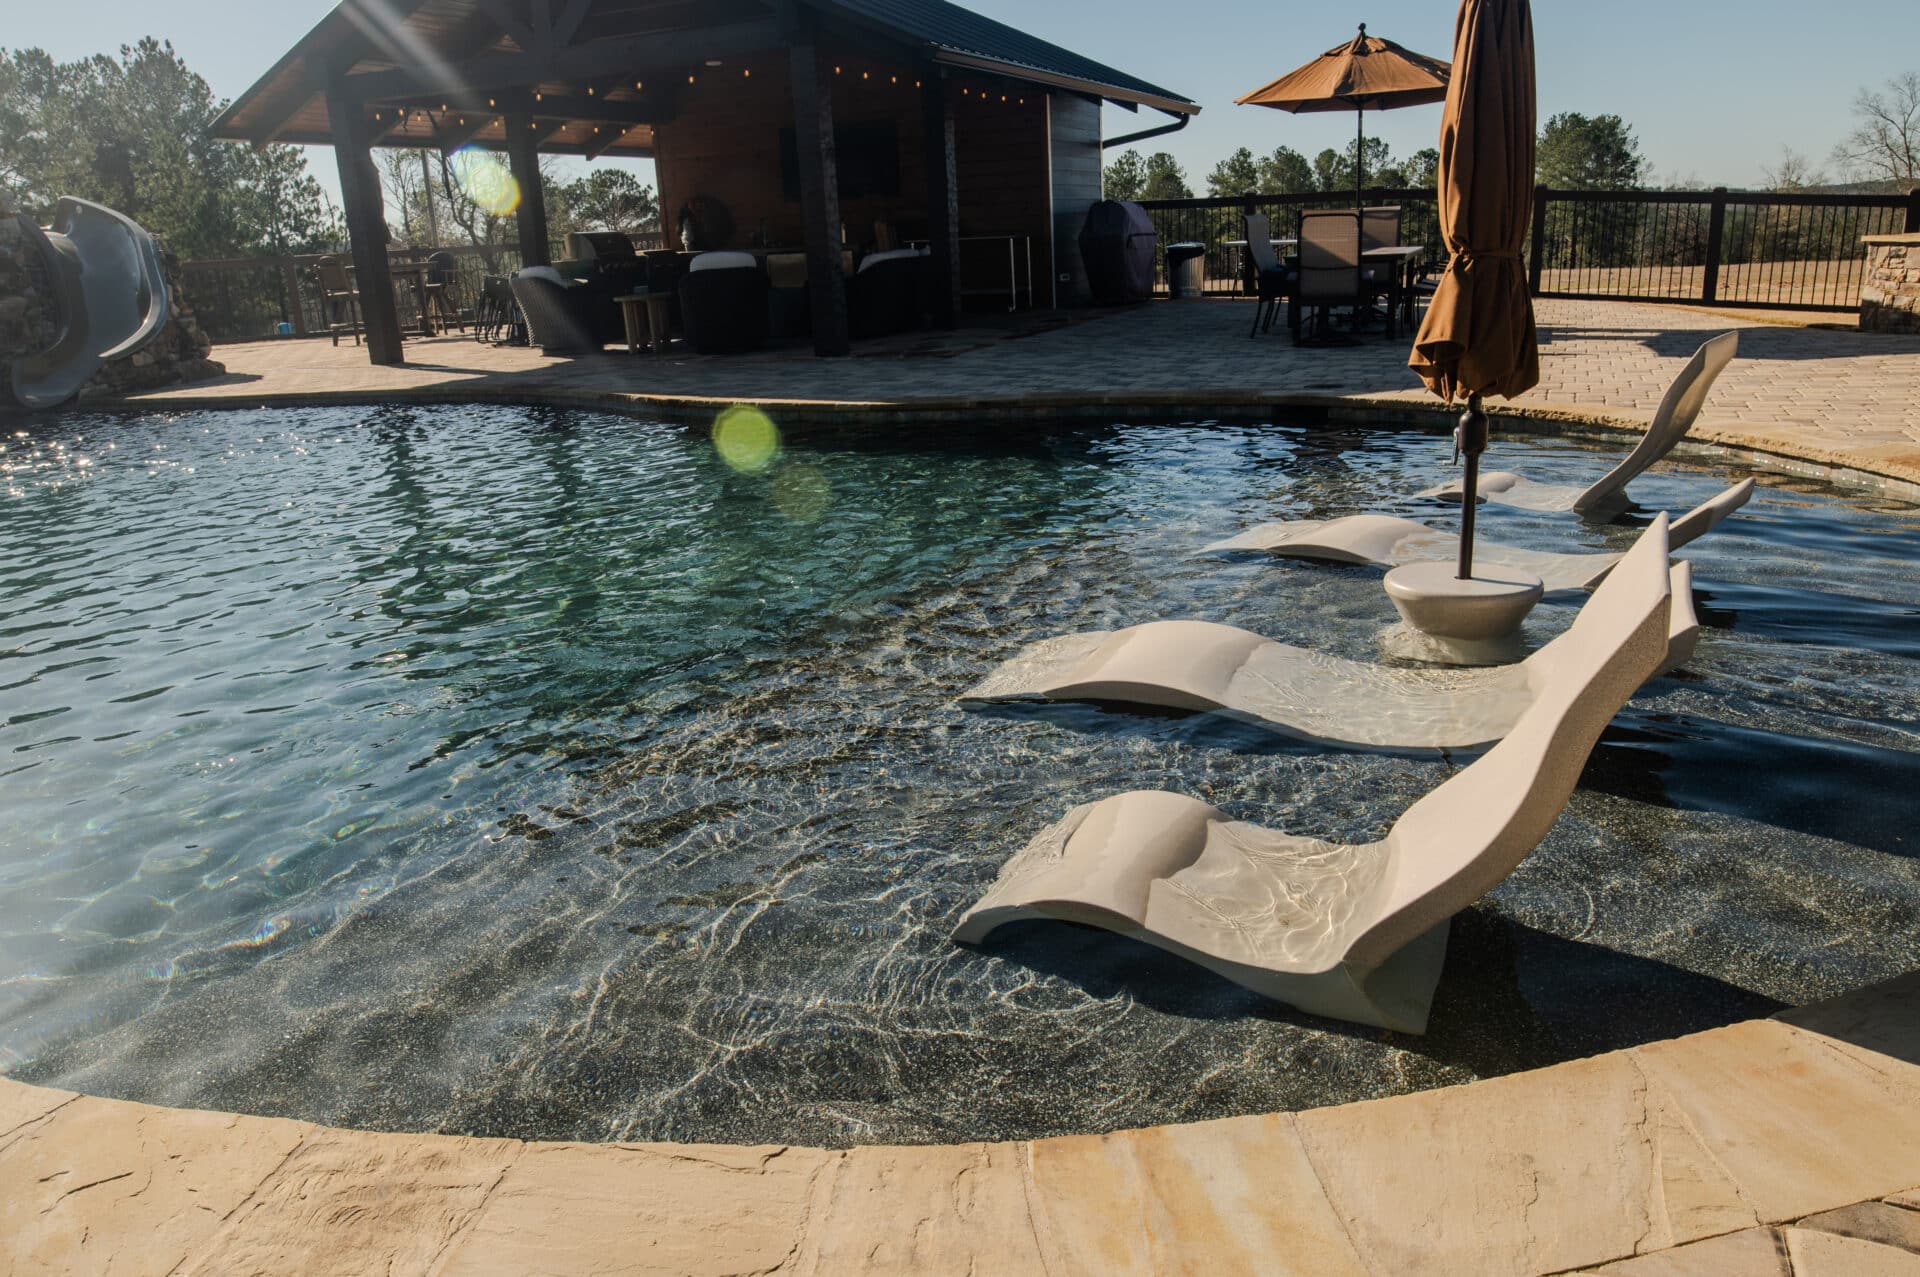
[1105,76,1919,203]
[0,39,661,262]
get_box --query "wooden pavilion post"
[326,91,405,365]
[505,113,552,266]
[788,38,849,356]
[920,70,961,330]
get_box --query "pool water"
[2,405,1917,1146]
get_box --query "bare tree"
[1832,72,1920,187]
[1763,147,1827,191]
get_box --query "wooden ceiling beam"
[247,0,437,146]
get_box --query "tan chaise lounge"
[961,549,1696,751]
[1418,331,1740,513]
[1205,478,1752,593]
[953,517,1674,1033]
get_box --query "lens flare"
[771,462,831,523]
[712,405,780,474]
[450,146,521,215]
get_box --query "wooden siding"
[653,50,1054,300]
[1048,94,1102,306]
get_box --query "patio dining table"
[1363,244,1427,336]
[345,259,438,337]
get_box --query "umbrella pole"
[1355,107,1366,210]
[1457,395,1490,579]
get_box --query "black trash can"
[1166,242,1207,299]
[1079,201,1158,305]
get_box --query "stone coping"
[30,377,1920,502]
[3,972,1915,1275]
[1862,232,1920,245]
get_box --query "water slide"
[9,197,170,410]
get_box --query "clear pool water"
[2,404,1917,1146]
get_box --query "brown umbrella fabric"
[1408,0,1539,404]
[1237,25,1450,204]
[1236,27,1451,113]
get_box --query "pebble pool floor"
[1,403,1916,1146]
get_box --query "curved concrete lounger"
[1417,331,1740,514]
[953,517,1674,1033]
[1203,478,1753,593]
[962,552,1693,751]
[9,196,170,411]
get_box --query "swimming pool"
[2,404,1916,1146]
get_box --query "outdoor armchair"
[848,247,927,339]
[678,251,769,354]
[510,266,619,355]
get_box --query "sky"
[9,0,1919,205]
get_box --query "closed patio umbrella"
[1236,25,1451,211]
[1408,0,1539,578]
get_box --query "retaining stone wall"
[1861,234,1920,334]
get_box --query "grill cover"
[1079,200,1157,304]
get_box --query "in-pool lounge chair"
[963,525,1694,752]
[953,517,1675,1033]
[1205,478,1753,593]
[1419,331,1740,513]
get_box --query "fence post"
[1701,187,1728,305]
[1906,187,1920,234]
[278,256,307,336]
[1528,185,1549,295]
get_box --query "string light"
[687,73,695,83]
[743,68,751,77]
[488,97,496,106]
[535,91,543,101]
[586,85,594,95]
[634,80,643,89]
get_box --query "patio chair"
[473,274,520,344]
[953,516,1674,1034]
[1359,206,1404,330]
[963,521,1694,751]
[1242,213,1294,338]
[313,255,361,347]
[678,251,769,354]
[510,265,617,355]
[422,251,467,334]
[1418,332,1741,514]
[1289,210,1365,345]
[1204,479,1754,593]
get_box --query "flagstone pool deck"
[113,295,1920,495]
[4,975,1916,1275]
[10,297,1918,1274]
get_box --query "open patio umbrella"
[1236,25,1451,211]
[1408,0,1539,578]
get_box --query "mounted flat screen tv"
[779,121,901,201]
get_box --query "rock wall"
[0,211,59,368]
[0,193,225,409]
[1861,234,1920,335]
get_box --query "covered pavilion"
[212,0,1198,364]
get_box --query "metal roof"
[820,0,1195,114]
[211,0,1195,153]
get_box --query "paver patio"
[116,296,1920,493]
